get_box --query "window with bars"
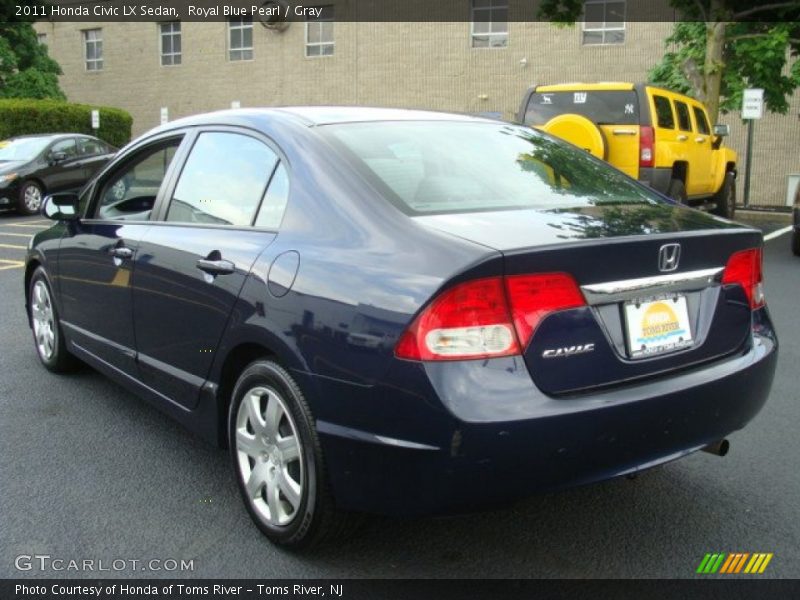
[229,18,253,61]
[160,22,181,66]
[471,0,508,49]
[582,0,625,45]
[83,29,103,71]
[305,6,334,57]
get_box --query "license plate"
[624,295,693,358]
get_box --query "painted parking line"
[0,242,27,250]
[5,223,47,228]
[763,226,793,242]
[0,259,24,270]
[0,232,33,238]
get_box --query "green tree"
[538,0,800,125]
[0,1,65,99]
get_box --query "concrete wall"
[34,19,800,207]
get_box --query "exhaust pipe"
[702,439,730,457]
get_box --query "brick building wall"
[34,18,800,207]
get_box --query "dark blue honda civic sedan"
[25,107,777,548]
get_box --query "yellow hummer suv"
[517,82,737,218]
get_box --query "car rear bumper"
[305,310,777,516]
[638,167,672,195]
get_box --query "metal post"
[744,118,754,207]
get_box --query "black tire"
[667,179,687,204]
[711,172,736,219]
[18,180,44,216]
[28,267,80,373]
[228,359,355,549]
[792,230,800,257]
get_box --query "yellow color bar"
[759,553,773,574]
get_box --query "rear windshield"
[524,90,639,126]
[322,121,663,216]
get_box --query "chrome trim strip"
[580,267,724,305]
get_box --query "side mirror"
[42,192,79,221]
[49,151,68,164]
[713,124,730,137]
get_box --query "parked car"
[793,182,800,256]
[0,133,116,215]
[26,107,777,548]
[518,82,738,218]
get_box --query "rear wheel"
[228,360,354,548]
[667,179,687,204]
[19,180,44,215]
[711,172,736,219]
[28,267,79,372]
[792,230,800,257]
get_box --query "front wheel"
[228,360,352,548]
[711,172,736,219]
[19,180,44,215]
[28,267,79,372]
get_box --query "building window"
[160,22,181,66]
[83,29,103,71]
[305,6,334,57]
[471,0,508,48]
[582,0,625,45]
[37,33,47,45]
[228,18,253,61]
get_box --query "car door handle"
[109,246,134,259]
[612,129,637,136]
[695,136,706,143]
[196,258,236,276]
[677,135,688,141]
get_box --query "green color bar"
[710,553,726,573]
[697,554,712,574]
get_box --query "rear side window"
[167,132,278,226]
[524,90,639,126]
[674,101,692,132]
[324,121,663,216]
[693,106,710,134]
[254,163,289,229]
[652,95,674,129]
[78,138,105,156]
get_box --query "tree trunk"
[704,10,726,125]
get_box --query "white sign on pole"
[742,88,764,120]
[231,100,241,109]
[160,107,169,125]
[91,109,100,129]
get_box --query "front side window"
[83,28,103,71]
[471,0,508,48]
[50,138,77,159]
[94,140,181,220]
[674,101,692,132]
[229,18,253,61]
[324,121,662,216]
[693,106,710,135]
[582,0,625,45]
[305,6,334,57]
[166,132,278,226]
[160,21,182,66]
[653,95,675,129]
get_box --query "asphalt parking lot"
[0,211,797,579]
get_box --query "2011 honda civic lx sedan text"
[25,107,778,548]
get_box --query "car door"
[40,138,82,192]
[131,128,283,408]
[673,100,702,196]
[690,104,714,195]
[57,133,188,376]
[76,137,116,180]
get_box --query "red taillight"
[722,248,765,309]
[505,273,586,348]
[639,125,654,168]
[394,273,586,362]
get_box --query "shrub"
[0,98,132,148]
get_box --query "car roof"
[149,106,496,135]
[8,133,96,142]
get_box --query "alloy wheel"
[235,386,304,527]
[24,184,43,212]
[31,280,55,360]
